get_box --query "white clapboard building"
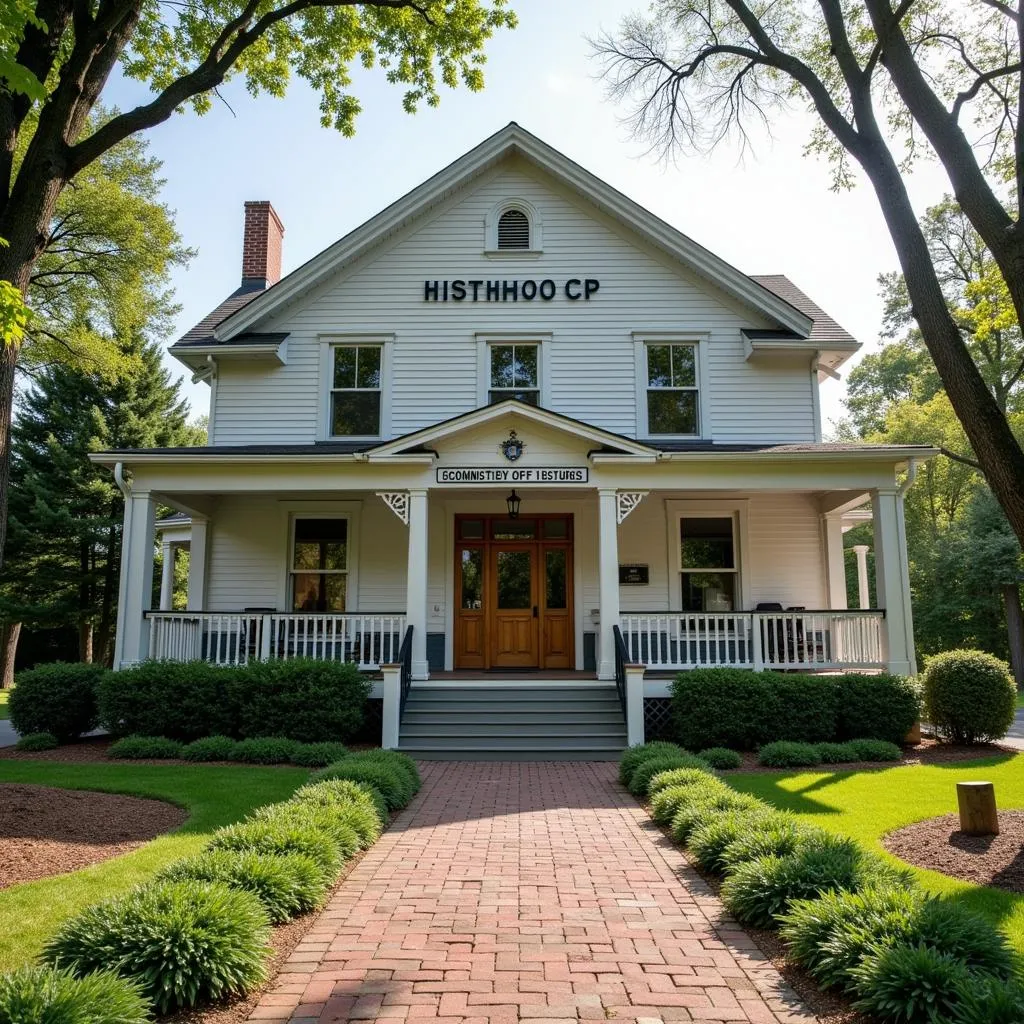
[94,123,934,758]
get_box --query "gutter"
[897,457,919,497]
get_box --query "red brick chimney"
[241,201,284,288]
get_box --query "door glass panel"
[545,549,567,609]
[460,548,483,609]
[496,551,532,608]
[459,519,484,540]
[542,518,568,540]
[492,519,535,540]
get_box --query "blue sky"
[102,0,952,432]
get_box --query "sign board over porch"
[436,467,589,484]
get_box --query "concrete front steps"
[398,683,627,760]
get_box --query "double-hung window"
[679,516,737,612]
[331,345,381,436]
[290,518,347,612]
[489,343,539,405]
[645,342,699,435]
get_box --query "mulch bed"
[0,783,187,888]
[883,810,1024,894]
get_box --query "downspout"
[895,458,919,674]
[112,463,132,670]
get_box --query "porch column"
[159,541,175,611]
[597,488,619,680]
[822,513,848,610]
[113,489,157,669]
[852,544,871,610]
[187,517,208,611]
[406,488,429,680]
[872,489,915,675]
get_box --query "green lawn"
[0,690,9,719]
[0,760,307,972]
[1017,689,1024,708]
[727,752,1024,955]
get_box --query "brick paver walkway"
[249,762,815,1024]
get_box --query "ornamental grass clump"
[0,965,150,1024]
[757,741,822,768]
[950,976,1024,1024]
[42,880,271,1014]
[720,817,816,869]
[650,776,727,825]
[310,760,411,811]
[292,778,388,826]
[627,753,711,798]
[253,802,361,860]
[289,741,349,768]
[340,750,421,794]
[14,731,58,752]
[647,765,714,799]
[669,790,762,845]
[208,819,341,882]
[180,735,239,762]
[107,735,183,760]
[688,808,778,875]
[618,742,688,785]
[696,747,742,770]
[232,737,300,765]
[159,849,328,924]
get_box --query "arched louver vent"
[497,208,530,249]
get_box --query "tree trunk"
[78,620,93,663]
[0,621,20,689]
[1004,583,1024,687]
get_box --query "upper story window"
[331,344,381,436]
[497,208,530,249]
[645,342,700,435]
[489,343,539,405]
[291,517,347,612]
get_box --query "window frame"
[476,332,552,408]
[665,501,750,613]
[633,332,710,439]
[319,334,393,441]
[484,199,543,257]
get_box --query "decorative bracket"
[377,492,410,525]
[616,491,648,524]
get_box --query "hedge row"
[107,734,353,767]
[9,658,371,744]
[0,750,419,1020]
[622,742,1024,1024]
[670,669,921,750]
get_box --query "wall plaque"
[619,564,650,586]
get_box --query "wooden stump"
[956,781,999,836]
[904,721,921,744]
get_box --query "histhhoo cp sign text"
[423,279,600,302]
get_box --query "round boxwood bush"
[159,849,327,923]
[923,650,1017,745]
[208,820,342,882]
[696,747,741,770]
[618,742,688,785]
[232,737,299,765]
[42,879,271,1014]
[845,738,903,762]
[647,765,714,798]
[340,750,421,795]
[181,734,239,762]
[757,740,822,768]
[0,965,150,1024]
[14,731,58,752]
[292,779,388,826]
[310,760,411,811]
[627,754,711,797]
[9,663,105,743]
[253,803,361,860]
[107,735,183,760]
[815,742,858,764]
[289,741,349,768]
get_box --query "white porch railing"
[620,610,886,672]
[145,612,407,671]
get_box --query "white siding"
[211,159,816,445]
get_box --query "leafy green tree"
[593,0,1024,547]
[0,0,517,565]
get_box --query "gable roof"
[206,122,816,344]
[750,275,858,352]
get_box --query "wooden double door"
[454,514,574,671]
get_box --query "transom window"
[646,343,699,435]
[291,518,347,612]
[489,344,539,405]
[331,345,381,436]
[680,516,737,612]
[497,208,530,249]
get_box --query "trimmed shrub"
[815,742,858,764]
[696,747,742,770]
[650,776,726,825]
[159,849,327,923]
[340,750,421,795]
[290,742,349,768]
[9,662,104,742]
[208,819,342,881]
[42,879,271,1014]
[689,808,776,875]
[618,742,688,785]
[670,669,773,750]
[647,765,714,798]
[292,779,388,826]
[951,976,1024,1024]
[720,833,907,929]
[232,737,300,765]
[310,760,411,811]
[762,673,839,744]
[850,944,972,1024]
[757,741,822,768]
[627,754,711,797]
[181,734,239,762]
[835,673,921,745]
[14,731,58,752]
[720,818,814,869]
[922,649,1017,744]
[0,965,150,1024]
[845,738,902,762]
[669,790,763,845]
[96,660,242,741]
[239,658,370,743]
[107,735,183,760]
[253,802,361,860]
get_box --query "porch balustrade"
[620,609,886,672]
[144,611,407,671]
